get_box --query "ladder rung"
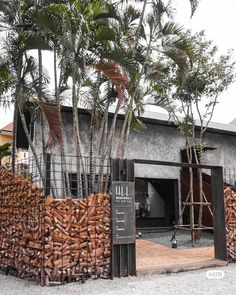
[182,202,211,206]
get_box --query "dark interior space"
[135,178,179,229]
[16,109,33,150]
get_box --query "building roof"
[60,105,236,137]
[140,110,236,136]
[0,122,13,135]
[229,118,236,125]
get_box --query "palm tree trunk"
[89,106,95,193]
[116,104,129,158]
[12,54,23,172]
[117,96,134,158]
[134,0,148,48]
[117,0,153,159]
[38,49,47,184]
[18,106,45,187]
[54,48,71,197]
[89,73,100,192]
[98,98,109,156]
[98,100,121,191]
[11,100,18,171]
[72,79,85,197]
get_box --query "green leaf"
[162,22,183,36]
[0,143,11,152]
[93,27,117,42]
[35,11,63,36]
[131,112,146,133]
[25,35,52,51]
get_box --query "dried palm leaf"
[36,101,62,149]
[91,61,129,100]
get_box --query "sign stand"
[111,159,136,277]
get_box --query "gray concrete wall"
[33,110,236,180]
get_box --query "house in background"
[0,123,13,145]
[0,122,28,166]
[0,123,13,165]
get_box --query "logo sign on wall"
[112,181,135,244]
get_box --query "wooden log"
[0,169,111,285]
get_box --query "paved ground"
[141,229,214,248]
[1,264,236,295]
[136,239,225,275]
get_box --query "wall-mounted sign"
[112,181,135,244]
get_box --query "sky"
[1,0,236,129]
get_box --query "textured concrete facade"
[33,108,236,179]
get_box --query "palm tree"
[114,0,195,159]
[0,0,201,195]
[0,0,62,187]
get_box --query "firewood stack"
[0,168,111,286]
[224,186,236,261]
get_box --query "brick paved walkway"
[136,239,227,275]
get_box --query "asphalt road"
[1,264,236,295]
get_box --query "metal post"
[211,167,227,261]
[45,153,51,196]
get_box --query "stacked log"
[224,186,236,260]
[0,168,111,286]
[42,194,111,284]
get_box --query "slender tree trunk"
[89,72,100,192]
[134,0,148,48]
[40,112,47,179]
[11,100,18,171]
[38,49,48,185]
[117,0,153,158]
[197,135,204,239]
[116,101,129,158]
[98,93,110,157]
[98,100,121,191]
[54,48,71,197]
[18,107,45,187]
[186,137,195,246]
[12,54,24,172]
[118,97,134,158]
[72,79,85,197]
[89,107,95,193]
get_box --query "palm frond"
[93,27,117,43]
[189,0,200,17]
[36,101,62,149]
[0,57,12,95]
[101,49,138,81]
[92,61,130,100]
[162,22,183,36]
[146,62,170,81]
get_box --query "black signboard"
[112,181,135,244]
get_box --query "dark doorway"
[135,178,179,229]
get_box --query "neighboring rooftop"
[0,123,13,135]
